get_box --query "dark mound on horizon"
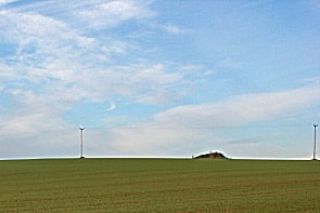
[194,151,229,159]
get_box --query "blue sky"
[0,0,320,159]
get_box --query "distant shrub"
[194,151,228,159]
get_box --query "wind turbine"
[79,126,85,159]
[313,124,318,160]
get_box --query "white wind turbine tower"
[313,124,318,160]
[79,125,85,159]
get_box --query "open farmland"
[0,159,319,213]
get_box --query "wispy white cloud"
[106,102,117,112]
[0,0,19,5]
[154,85,320,128]
[161,24,185,34]
[0,62,188,136]
[7,0,155,30]
[104,84,320,157]
[73,0,155,29]
[0,0,192,140]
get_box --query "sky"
[0,0,320,159]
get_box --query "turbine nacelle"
[79,125,85,131]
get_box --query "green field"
[0,159,319,213]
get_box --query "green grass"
[0,158,319,212]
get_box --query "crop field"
[0,159,319,213]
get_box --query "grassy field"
[0,159,319,213]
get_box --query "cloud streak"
[105,84,320,157]
[0,0,19,5]
[106,102,117,112]
[6,0,155,30]
[154,85,320,128]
